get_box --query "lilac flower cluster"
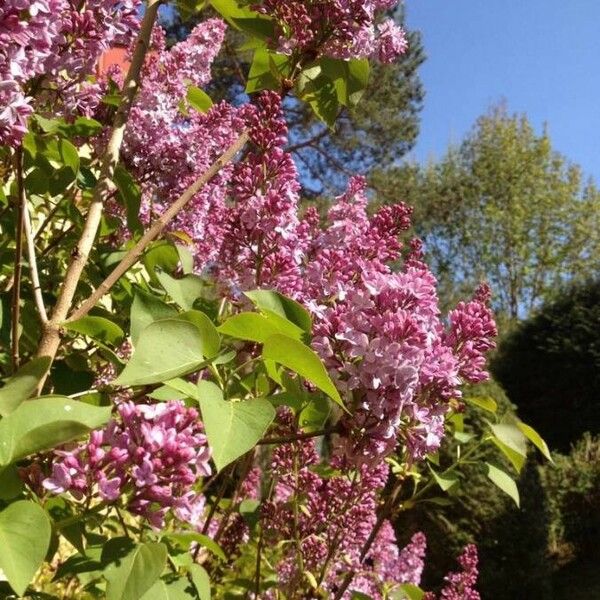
[43,401,212,529]
[0,0,140,145]
[259,412,426,598]
[424,544,481,600]
[254,0,407,62]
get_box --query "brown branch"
[11,147,26,371]
[34,0,163,381]
[67,130,249,323]
[285,127,328,153]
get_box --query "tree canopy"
[373,106,600,321]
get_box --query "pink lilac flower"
[424,544,481,600]
[253,0,408,63]
[42,401,212,529]
[0,0,141,145]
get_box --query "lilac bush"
[0,0,550,598]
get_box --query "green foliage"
[0,501,52,596]
[102,538,168,600]
[373,106,600,320]
[114,319,212,386]
[0,356,51,416]
[0,397,111,466]
[196,384,275,471]
[492,279,600,451]
[541,433,600,562]
[395,380,553,598]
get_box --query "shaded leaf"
[64,316,124,346]
[0,356,51,416]
[103,540,167,600]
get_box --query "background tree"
[372,106,600,322]
[161,3,426,196]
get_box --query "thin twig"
[11,147,26,371]
[258,425,339,446]
[34,0,163,382]
[23,196,48,322]
[67,130,249,323]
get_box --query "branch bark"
[11,147,26,371]
[34,0,162,378]
[68,130,249,322]
[23,196,48,323]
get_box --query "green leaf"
[299,395,332,431]
[140,577,197,599]
[57,139,80,174]
[199,387,275,471]
[0,501,52,596]
[177,311,221,358]
[231,16,274,40]
[60,117,103,138]
[302,75,339,127]
[262,334,344,409]
[429,466,460,492]
[0,356,51,417]
[130,288,178,346]
[517,421,552,462]
[64,316,124,346]
[244,289,312,334]
[0,465,24,500]
[320,57,370,107]
[485,462,520,507]
[143,241,180,285]
[246,48,289,94]
[394,583,425,600]
[490,437,526,473]
[218,312,302,343]
[189,564,211,600]
[186,86,213,113]
[157,272,209,312]
[0,397,111,466]
[488,422,527,457]
[103,539,167,600]
[114,165,142,235]
[166,532,226,562]
[465,396,498,413]
[210,0,255,24]
[114,320,208,387]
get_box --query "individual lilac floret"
[42,401,212,529]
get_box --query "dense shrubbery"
[492,279,600,450]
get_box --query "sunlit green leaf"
[485,462,520,507]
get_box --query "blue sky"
[404,0,600,181]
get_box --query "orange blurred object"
[97,46,130,76]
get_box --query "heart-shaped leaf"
[198,385,275,471]
[103,538,167,600]
[0,501,51,596]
